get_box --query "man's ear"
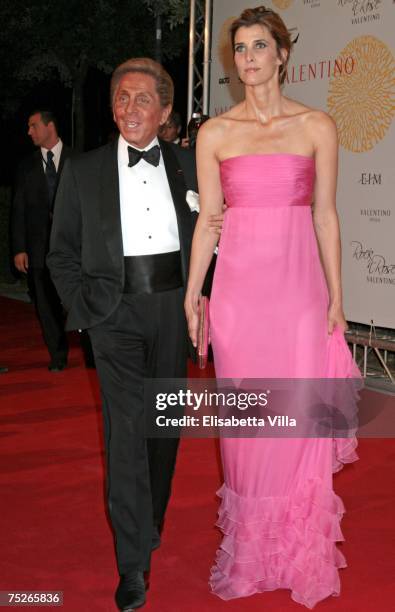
[160,105,172,126]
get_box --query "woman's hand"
[328,302,348,334]
[185,293,200,347]
[208,204,227,236]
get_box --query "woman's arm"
[185,120,224,346]
[310,112,347,334]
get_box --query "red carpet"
[0,296,394,611]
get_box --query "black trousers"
[88,288,187,575]
[29,267,68,363]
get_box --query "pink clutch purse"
[197,296,210,369]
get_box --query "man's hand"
[14,252,29,273]
[185,294,200,347]
[207,204,227,236]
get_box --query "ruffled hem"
[209,477,351,609]
[333,436,359,473]
[209,328,361,607]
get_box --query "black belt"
[123,251,182,294]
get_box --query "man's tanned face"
[113,73,171,148]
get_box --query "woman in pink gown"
[185,6,360,609]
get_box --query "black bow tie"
[127,144,160,168]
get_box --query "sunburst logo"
[272,0,294,8]
[327,35,395,153]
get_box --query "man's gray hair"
[111,58,174,108]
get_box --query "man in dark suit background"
[47,58,199,610]
[11,110,71,371]
[158,110,182,144]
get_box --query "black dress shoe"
[151,525,161,551]
[48,360,67,372]
[115,571,146,611]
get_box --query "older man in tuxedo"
[12,110,71,371]
[47,58,201,610]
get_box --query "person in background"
[158,110,182,144]
[185,113,209,149]
[11,110,71,372]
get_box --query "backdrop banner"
[209,0,395,329]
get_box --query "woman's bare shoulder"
[197,106,245,143]
[283,97,331,123]
[284,99,337,137]
[202,104,245,127]
[281,96,312,116]
[196,117,224,145]
[303,109,337,138]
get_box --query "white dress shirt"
[41,139,63,172]
[118,135,180,256]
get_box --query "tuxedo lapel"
[58,145,69,176]
[33,149,45,174]
[99,140,124,273]
[55,145,71,196]
[31,150,49,206]
[160,140,194,282]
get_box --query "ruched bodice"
[211,155,327,380]
[209,155,360,610]
[220,154,315,208]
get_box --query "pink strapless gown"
[209,155,360,609]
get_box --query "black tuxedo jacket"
[47,138,198,332]
[11,144,73,268]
